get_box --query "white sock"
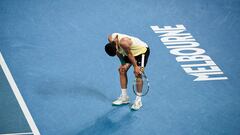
[136,92,142,96]
[135,95,141,102]
[121,88,127,97]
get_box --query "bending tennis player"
[105,33,150,110]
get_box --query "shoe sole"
[131,105,143,111]
[112,101,130,106]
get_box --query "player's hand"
[134,66,142,77]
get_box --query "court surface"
[0,0,240,135]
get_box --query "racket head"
[132,72,150,97]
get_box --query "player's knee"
[118,67,127,74]
[135,74,142,78]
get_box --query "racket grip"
[141,54,145,68]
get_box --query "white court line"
[0,52,40,135]
[0,132,33,135]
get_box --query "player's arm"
[108,35,113,42]
[120,38,141,76]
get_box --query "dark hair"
[105,42,116,56]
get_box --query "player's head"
[105,42,116,57]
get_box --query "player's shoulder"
[120,38,132,49]
[120,37,131,42]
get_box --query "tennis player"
[105,33,150,110]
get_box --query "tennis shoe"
[131,100,142,110]
[112,95,130,105]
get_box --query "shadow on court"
[77,107,137,135]
[36,79,112,102]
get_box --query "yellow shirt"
[112,33,148,56]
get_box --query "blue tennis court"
[0,0,240,135]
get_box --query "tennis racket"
[132,54,150,97]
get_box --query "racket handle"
[141,54,145,73]
[141,54,145,68]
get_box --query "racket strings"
[133,73,149,96]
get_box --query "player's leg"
[112,63,132,105]
[119,63,131,91]
[132,48,150,110]
[131,60,144,110]
[135,48,150,96]
[136,73,143,96]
